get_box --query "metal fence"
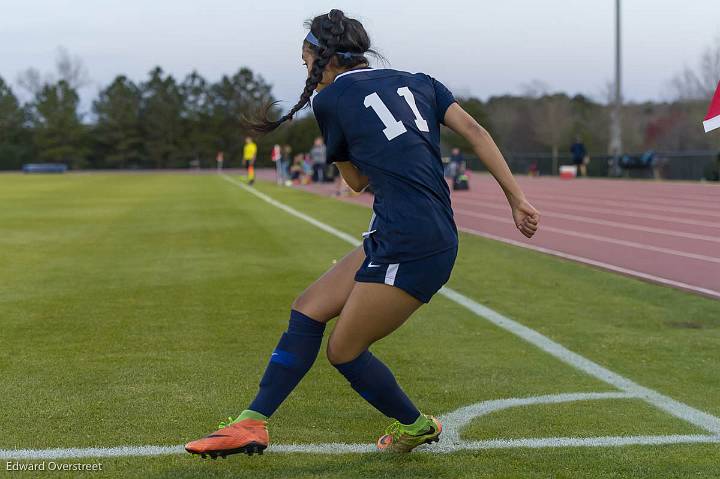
[461,151,720,181]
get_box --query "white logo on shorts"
[368,262,382,268]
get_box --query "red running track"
[257,170,720,300]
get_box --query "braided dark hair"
[245,9,377,134]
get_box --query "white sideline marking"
[221,175,361,246]
[4,436,719,459]
[4,176,718,460]
[2,393,718,458]
[459,227,720,300]
[0,446,185,460]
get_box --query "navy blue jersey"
[312,68,458,263]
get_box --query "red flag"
[704,81,720,133]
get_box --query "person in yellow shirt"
[243,137,257,185]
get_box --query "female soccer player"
[186,9,539,458]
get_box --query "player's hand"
[510,197,540,239]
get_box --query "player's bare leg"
[328,282,442,452]
[184,246,365,458]
[327,282,421,363]
[292,246,366,323]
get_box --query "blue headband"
[304,31,364,60]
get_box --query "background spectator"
[290,154,304,183]
[310,137,327,183]
[243,136,257,185]
[705,152,720,181]
[302,153,313,182]
[281,145,292,185]
[528,160,539,177]
[570,136,588,177]
[449,147,465,178]
[216,151,224,172]
[271,144,283,184]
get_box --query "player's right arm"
[335,162,369,192]
[443,103,540,239]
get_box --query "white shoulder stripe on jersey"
[334,68,375,81]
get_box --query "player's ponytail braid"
[245,9,379,134]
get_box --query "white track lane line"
[458,227,720,300]
[3,175,718,460]
[510,190,718,211]
[453,202,720,243]
[452,194,720,230]
[490,192,720,218]
[454,210,720,264]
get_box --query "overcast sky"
[1,0,718,112]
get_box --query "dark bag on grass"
[453,173,469,191]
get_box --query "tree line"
[0,64,310,170]
[0,40,718,171]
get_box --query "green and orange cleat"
[376,414,442,453]
[185,417,269,459]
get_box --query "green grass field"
[1,172,719,478]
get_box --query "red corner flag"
[704,81,720,133]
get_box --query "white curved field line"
[3,175,718,460]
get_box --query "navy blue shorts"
[355,246,458,303]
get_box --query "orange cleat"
[185,418,269,459]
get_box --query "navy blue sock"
[333,350,421,425]
[248,310,326,417]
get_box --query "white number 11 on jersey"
[363,87,430,141]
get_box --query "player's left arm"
[335,162,369,193]
[443,103,540,238]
